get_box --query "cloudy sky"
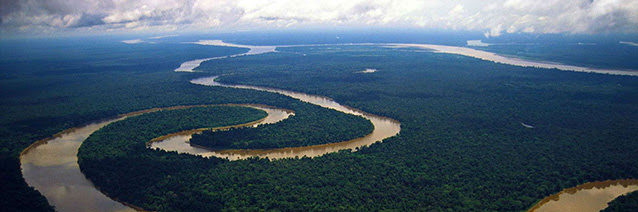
[1,0,637,37]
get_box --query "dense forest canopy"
[1,39,266,210]
[83,45,638,211]
[1,36,638,211]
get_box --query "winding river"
[20,105,290,212]
[149,76,401,160]
[20,40,637,211]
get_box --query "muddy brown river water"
[20,117,134,212]
[528,179,638,212]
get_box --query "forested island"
[190,102,373,149]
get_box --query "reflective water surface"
[388,43,638,76]
[20,118,135,212]
[529,179,638,212]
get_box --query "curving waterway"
[528,179,638,212]
[20,105,289,212]
[149,76,401,160]
[20,117,134,212]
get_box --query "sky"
[1,0,637,38]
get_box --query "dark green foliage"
[3,38,638,211]
[82,45,638,211]
[0,39,252,211]
[602,191,638,212]
[78,106,267,211]
[190,103,373,149]
[0,155,55,212]
[195,45,638,211]
[78,104,370,211]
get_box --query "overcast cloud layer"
[1,0,637,37]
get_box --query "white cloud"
[121,39,145,44]
[620,41,638,46]
[121,38,157,44]
[147,34,178,39]
[466,40,489,47]
[1,0,637,36]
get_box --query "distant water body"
[389,43,638,76]
[176,40,638,76]
[175,40,277,72]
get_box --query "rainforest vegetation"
[79,45,638,211]
[3,38,638,211]
[1,38,278,210]
[77,106,265,211]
